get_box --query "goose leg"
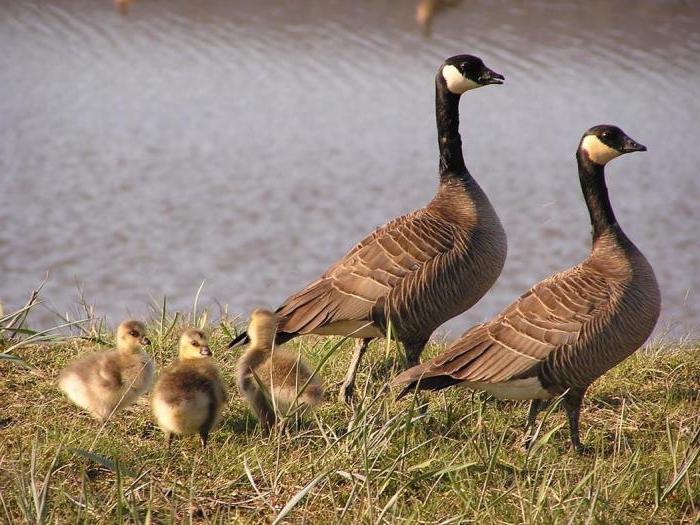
[522,399,542,450]
[199,401,217,450]
[403,340,427,369]
[403,340,428,412]
[338,338,372,404]
[259,413,274,436]
[564,389,591,454]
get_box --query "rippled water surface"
[1,0,698,338]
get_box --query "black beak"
[479,67,505,85]
[621,137,647,153]
[200,346,212,357]
[139,336,151,346]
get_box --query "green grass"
[0,305,698,524]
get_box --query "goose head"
[179,329,212,359]
[440,54,504,95]
[117,320,150,353]
[579,125,647,166]
[247,309,279,350]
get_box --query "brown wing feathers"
[393,266,615,392]
[276,211,460,338]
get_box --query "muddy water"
[1,0,698,339]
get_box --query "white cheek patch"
[581,135,621,165]
[442,64,481,94]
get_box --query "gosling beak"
[200,346,212,357]
[139,336,151,346]
[621,137,647,153]
[479,68,504,85]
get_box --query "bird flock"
[57,54,660,454]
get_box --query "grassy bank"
[0,309,698,524]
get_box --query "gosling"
[237,309,323,433]
[152,329,227,448]
[58,320,154,423]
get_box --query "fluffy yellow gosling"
[152,329,227,448]
[58,320,154,422]
[237,309,323,433]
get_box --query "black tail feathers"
[228,331,250,349]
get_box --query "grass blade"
[272,471,327,525]
[192,281,205,326]
[70,449,136,478]
[660,446,700,502]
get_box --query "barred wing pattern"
[405,264,616,386]
[276,210,461,336]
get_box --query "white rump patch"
[461,377,551,400]
[442,65,481,94]
[581,135,621,165]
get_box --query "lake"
[1,0,698,340]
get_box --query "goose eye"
[601,131,610,139]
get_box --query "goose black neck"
[436,77,469,182]
[577,151,617,242]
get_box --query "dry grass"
[0,306,698,524]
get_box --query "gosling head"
[439,54,504,95]
[178,329,212,360]
[116,320,150,353]
[247,309,279,350]
[579,125,647,166]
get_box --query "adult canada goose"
[229,54,507,403]
[58,320,154,422]
[393,125,660,453]
[152,329,227,448]
[237,309,323,433]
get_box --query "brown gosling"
[151,329,227,449]
[58,320,154,423]
[237,309,323,433]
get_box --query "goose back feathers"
[393,234,660,397]
[276,176,506,345]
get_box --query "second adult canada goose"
[230,54,507,403]
[152,330,227,448]
[58,320,154,422]
[237,309,323,433]
[393,125,660,453]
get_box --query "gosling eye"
[191,340,200,347]
[129,330,139,337]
